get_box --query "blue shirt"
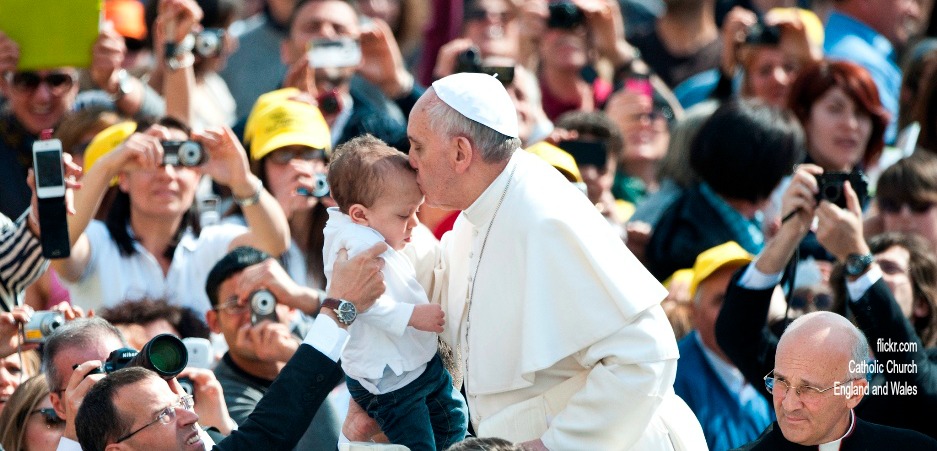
[674,331,774,451]
[824,11,899,144]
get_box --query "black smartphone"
[557,140,609,168]
[32,139,70,258]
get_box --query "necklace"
[463,163,517,399]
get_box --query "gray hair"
[425,89,521,163]
[42,317,127,392]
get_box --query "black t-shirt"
[628,24,723,89]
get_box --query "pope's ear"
[452,135,474,174]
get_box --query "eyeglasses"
[878,198,936,215]
[464,8,514,23]
[764,370,856,403]
[789,292,833,311]
[266,147,327,165]
[5,71,75,95]
[214,297,248,315]
[31,408,66,428]
[116,395,194,443]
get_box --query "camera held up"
[815,171,869,209]
[23,311,65,344]
[86,334,189,380]
[250,289,279,325]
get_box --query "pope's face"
[407,93,461,210]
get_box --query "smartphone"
[307,37,362,69]
[557,140,609,168]
[32,139,70,258]
[183,337,214,369]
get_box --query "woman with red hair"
[787,60,890,173]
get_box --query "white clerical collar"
[818,409,856,451]
[463,150,520,227]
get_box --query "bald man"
[735,311,937,450]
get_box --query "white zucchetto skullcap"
[431,72,519,139]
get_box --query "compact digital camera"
[23,311,65,344]
[815,171,869,209]
[194,29,225,59]
[162,141,206,167]
[250,289,278,325]
[297,173,331,198]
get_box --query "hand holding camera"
[192,127,256,198]
[61,360,107,441]
[815,174,870,263]
[0,307,39,358]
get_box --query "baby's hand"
[408,304,445,333]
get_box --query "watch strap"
[845,253,874,276]
[233,178,263,207]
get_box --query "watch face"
[337,301,357,323]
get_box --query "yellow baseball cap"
[83,121,138,186]
[243,88,302,144]
[525,141,583,183]
[687,241,753,298]
[249,99,331,162]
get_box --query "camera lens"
[178,142,203,166]
[251,290,276,315]
[823,184,842,203]
[313,173,330,198]
[128,334,188,379]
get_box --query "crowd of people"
[2,0,937,449]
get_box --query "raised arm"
[196,127,291,257]
[51,130,166,282]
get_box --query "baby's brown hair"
[328,134,414,214]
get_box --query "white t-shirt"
[63,220,246,316]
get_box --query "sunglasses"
[878,198,936,214]
[6,71,75,95]
[266,147,327,165]
[31,408,66,428]
[464,8,514,22]
[789,292,832,311]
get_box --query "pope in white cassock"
[394,73,706,450]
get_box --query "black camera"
[453,47,516,86]
[297,173,330,198]
[23,311,65,344]
[250,289,278,325]
[815,171,869,209]
[547,2,584,29]
[746,21,782,46]
[86,334,189,380]
[162,141,206,167]
[194,29,225,59]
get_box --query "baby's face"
[367,170,424,250]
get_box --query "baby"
[323,135,467,450]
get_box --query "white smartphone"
[32,139,66,199]
[183,337,215,369]
[307,37,362,69]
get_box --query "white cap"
[431,72,519,138]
